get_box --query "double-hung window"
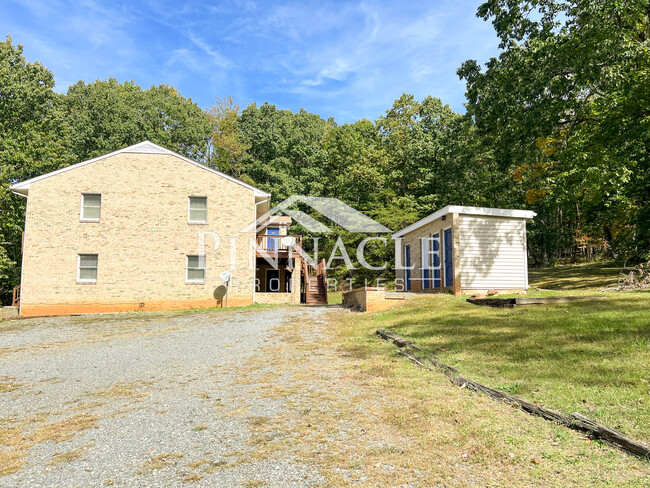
[81,193,101,221]
[186,255,206,282]
[188,196,207,223]
[78,254,98,282]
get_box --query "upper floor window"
[81,193,101,221]
[188,196,207,223]
[78,254,98,282]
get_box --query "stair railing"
[12,285,20,307]
[316,258,328,304]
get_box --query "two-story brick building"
[11,141,323,316]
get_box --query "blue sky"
[2,0,500,123]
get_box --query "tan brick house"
[10,141,317,317]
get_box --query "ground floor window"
[77,254,98,282]
[186,255,206,282]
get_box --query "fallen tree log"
[467,296,607,308]
[376,328,650,459]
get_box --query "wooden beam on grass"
[467,296,608,308]
[376,328,650,459]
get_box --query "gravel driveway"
[0,306,329,487]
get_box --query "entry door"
[267,227,280,251]
[266,269,280,292]
[432,233,441,288]
[443,228,453,287]
[404,244,411,291]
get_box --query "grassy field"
[344,262,650,444]
[528,261,623,290]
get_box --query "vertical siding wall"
[458,215,528,290]
[20,153,257,316]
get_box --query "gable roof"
[392,205,537,238]
[10,141,270,197]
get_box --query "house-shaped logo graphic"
[242,195,392,234]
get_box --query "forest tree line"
[1,0,648,299]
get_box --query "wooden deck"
[255,234,302,258]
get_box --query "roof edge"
[392,205,537,239]
[9,141,271,197]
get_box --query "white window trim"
[430,233,441,288]
[80,193,101,222]
[77,254,98,283]
[186,255,206,282]
[187,196,208,223]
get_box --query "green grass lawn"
[349,263,650,443]
[327,290,342,305]
[529,261,623,290]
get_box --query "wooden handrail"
[318,258,328,303]
[255,234,302,252]
[12,285,20,307]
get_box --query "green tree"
[0,36,62,302]
[237,102,329,200]
[320,120,387,208]
[459,0,650,261]
[56,79,212,163]
[206,97,249,175]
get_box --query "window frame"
[77,253,98,283]
[187,196,208,223]
[404,244,411,291]
[80,193,102,222]
[186,255,206,282]
[431,233,442,288]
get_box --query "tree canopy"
[458,0,650,263]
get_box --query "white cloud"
[186,33,233,69]
[1,0,501,121]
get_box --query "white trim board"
[392,205,537,239]
[10,140,271,198]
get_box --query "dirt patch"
[0,412,97,475]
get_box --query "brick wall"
[254,292,295,305]
[20,153,257,316]
[342,287,403,313]
[342,288,366,310]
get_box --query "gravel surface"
[0,306,329,487]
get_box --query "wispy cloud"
[1,0,500,121]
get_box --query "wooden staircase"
[303,259,328,305]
